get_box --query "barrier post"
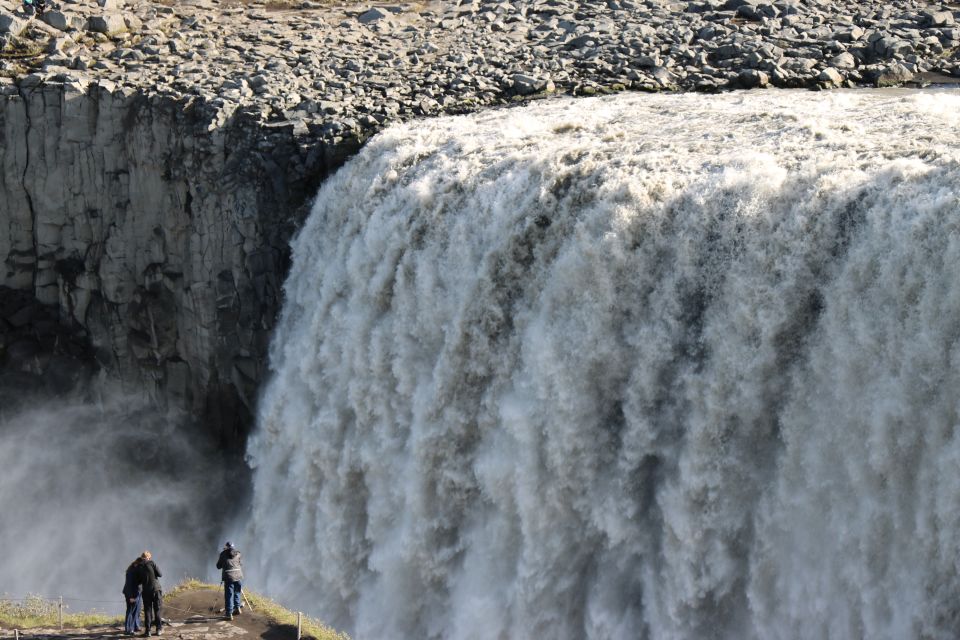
[58,596,63,630]
[297,611,302,639]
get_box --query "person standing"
[122,557,144,636]
[216,541,244,620]
[136,551,163,637]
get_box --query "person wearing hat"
[216,541,244,620]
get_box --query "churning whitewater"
[245,90,960,640]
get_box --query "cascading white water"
[245,90,960,640]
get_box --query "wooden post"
[58,596,63,630]
[297,611,302,639]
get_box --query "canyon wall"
[0,78,358,443]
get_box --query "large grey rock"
[87,13,127,34]
[737,3,778,20]
[828,52,857,69]
[868,62,915,87]
[921,10,955,27]
[42,11,70,31]
[736,68,769,88]
[48,35,74,52]
[357,7,389,24]
[0,12,27,36]
[510,73,554,95]
[817,67,844,87]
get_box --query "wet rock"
[817,67,845,87]
[867,62,915,87]
[735,68,769,88]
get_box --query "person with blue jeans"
[216,541,244,620]
[122,557,144,636]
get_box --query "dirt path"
[1,587,302,640]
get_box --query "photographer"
[216,541,244,620]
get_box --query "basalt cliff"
[1,0,959,441]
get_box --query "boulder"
[87,13,127,34]
[817,67,844,87]
[0,12,27,36]
[48,35,74,53]
[867,62,915,87]
[42,10,70,31]
[738,3,778,20]
[357,7,389,24]
[921,10,955,28]
[510,73,554,95]
[735,68,769,88]
[828,52,857,69]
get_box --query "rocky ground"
[2,0,960,144]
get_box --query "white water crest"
[245,89,960,639]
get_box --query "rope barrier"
[1,595,231,618]
[0,589,255,624]
[2,596,135,604]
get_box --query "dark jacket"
[123,561,143,600]
[136,559,162,593]
[216,548,243,582]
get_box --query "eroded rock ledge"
[1,0,959,440]
[1,80,356,443]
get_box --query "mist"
[0,388,236,613]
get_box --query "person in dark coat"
[122,557,144,636]
[136,551,163,637]
[216,541,244,620]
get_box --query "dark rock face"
[0,285,96,410]
[0,81,359,445]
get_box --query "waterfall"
[245,90,960,639]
